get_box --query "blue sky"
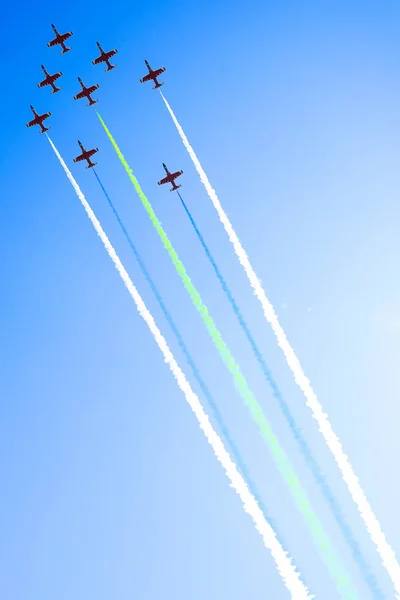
[2,1,400,598]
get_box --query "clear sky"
[2,1,400,599]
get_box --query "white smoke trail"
[160,93,400,597]
[47,134,313,600]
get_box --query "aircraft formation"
[26,25,179,186]
[23,22,400,600]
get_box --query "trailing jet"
[73,77,99,106]
[157,163,183,191]
[92,42,118,71]
[47,24,73,54]
[73,140,99,168]
[26,105,51,133]
[37,65,62,94]
[140,60,165,89]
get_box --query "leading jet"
[47,24,73,54]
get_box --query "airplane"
[26,105,51,133]
[157,163,183,191]
[92,42,118,72]
[37,64,63,94]
[73,77,100,106]
[47,24,73,54]
[73,140,99,169]
[140,60,166,89]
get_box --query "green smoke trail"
[97,111,359,599]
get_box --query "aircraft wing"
[53,72,62,81]
[87,84,99,94]
[74,148,98,162]
[92,55,104,65]
[153,67,165,77]
[47,38,58,48]
[26,118,38,128]
[141,67,166,83]
[74,90,86,100]
[157,176,170,186]
[140,73,153,83]
[26,112,50,128]
[171,170,183,179]
[37,78,49,88]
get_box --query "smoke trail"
[47,135,312,600]
[176,191,384,599]
[96,114,359,600]
[93,169,296,564]
[160,92,400,598]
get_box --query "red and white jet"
[158,163,183,191]
[26,105,51,133]
[73,77,99,106]
[37,64,62,94]
[92,42,118,72]
[73,140,99,169]
[140,60,166,89]
[47,24,73,54]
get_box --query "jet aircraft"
[37,65,62,93]
[140,60,166,89]
[73,77,99,106]
[92,42,118,71]
[157,163,183,191]
[47,24,73,54]
[26,105,51,133]
[73,140,99,168]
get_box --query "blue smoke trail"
[92,168,297,564]
[177,191,384,600]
